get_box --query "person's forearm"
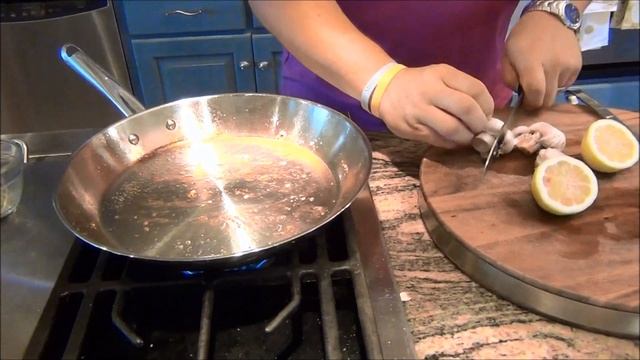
[249,0,392,99]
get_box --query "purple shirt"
[279,0,519,131]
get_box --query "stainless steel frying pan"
[54,44,372,265]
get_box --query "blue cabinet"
[253,34,283,94]
[132,34,255,106]
[573,80,639,111]
[556,76,639,111]
[114,1,283,107]
[119,1,247,36]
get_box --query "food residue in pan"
[99,135,339,258]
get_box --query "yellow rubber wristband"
[369,64,406,118]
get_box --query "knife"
[483,86,524,175]
[564,88,637,138]
[564,88,619,121]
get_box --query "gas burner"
[23,188,416,359]
[224,258,272,272]
[179,257,273,279]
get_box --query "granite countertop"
[366,133,640,359]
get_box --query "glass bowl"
[1,139,26,218]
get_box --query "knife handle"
[510,85,524,107]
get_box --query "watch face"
[564,3,581,25]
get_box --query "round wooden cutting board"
[419,104,639,338]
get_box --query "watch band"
[522,0,582,32]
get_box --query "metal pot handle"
[60,44,146,117]
[11,139,29,164]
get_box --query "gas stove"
[1,129,416,359]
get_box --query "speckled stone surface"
[366,133,640,359]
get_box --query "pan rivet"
[166,119,177,130]
[128,134,140,145]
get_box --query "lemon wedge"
[531,156,598,215]
[581,119,639,173]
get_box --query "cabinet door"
[131,34,255,107]
[252,34,283,94]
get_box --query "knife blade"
[564,88,638,139]
[483,86,524,175]
[564,88,619,121]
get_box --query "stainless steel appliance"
[1,0,131,134]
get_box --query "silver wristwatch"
[522,0,582,32]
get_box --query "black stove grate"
[24,214,384,359]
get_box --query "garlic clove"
[512,125,530,137]
[484,118,504,136]
[499,130,516,155]
[535,148,568,167]
[472,132,495,154]
[540,135,566,151]
[514,131,542,154]
[529,122,555,133]
[529,122,566,151]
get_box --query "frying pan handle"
[60,44,146,117]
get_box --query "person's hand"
[377,64,494,149]
[502,11,582,109]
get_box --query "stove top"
[22,183,416,359]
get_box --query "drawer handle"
[165,9,205,16]
[239,61,252,70]
[257,61,270,71]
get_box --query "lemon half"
[531,156,598,215]
[581,119,639,173]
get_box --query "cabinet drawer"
[121,1,246,36]
[132,35,256,106]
